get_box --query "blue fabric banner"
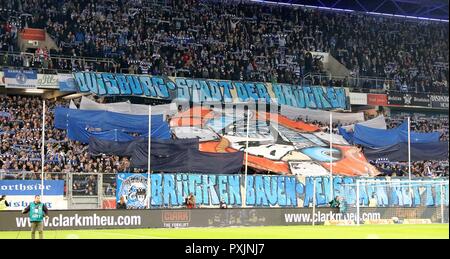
[66,118,170,143]
[350,121,441,148]
[55,107,170,135]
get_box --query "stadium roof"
[251,0,449,21]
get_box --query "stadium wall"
[0,207,447,231]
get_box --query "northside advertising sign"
[387,92,432,107]
[72,72,350,110]
[0,207,445,231]
[0,180,67,210]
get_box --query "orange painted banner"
[173,107,379,177]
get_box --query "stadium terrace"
[0,0,448,240]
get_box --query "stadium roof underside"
[252,0,449,21]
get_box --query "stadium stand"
[0,0,448,196]
[0,0,448,93]
[1,96,448,185]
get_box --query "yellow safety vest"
[0,200,7,210]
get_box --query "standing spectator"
[116,196,127,210]
[219,198,227,209]
[369,193,378,207]
[186,193,196,209]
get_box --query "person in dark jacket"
[219,198,227,209]
[186,193,196,209]
[329,196,340,208]
[116,196,127,209]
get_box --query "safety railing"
[0,51,118,74]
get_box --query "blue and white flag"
[58,73,77,92]
[3,69,38,89]
[116,173,149,209]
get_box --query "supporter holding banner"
[351,121,441,148]
[0,180,66,210]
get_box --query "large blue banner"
[116,174,449,208]
[72,72,349,110]
[350,121,441,148]
[0,180,64,196]
[54,107,171,143]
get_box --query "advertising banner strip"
[387,92,432,108]
[37,74,58,89]
[367,94,388,106]
[430,95,449,109]
[5,196,67,210]
[349,92,368,105]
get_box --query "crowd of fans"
[0,96,133,179]
[372,114,449,177]
[372,160,448,178]
[1,0,448,93]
